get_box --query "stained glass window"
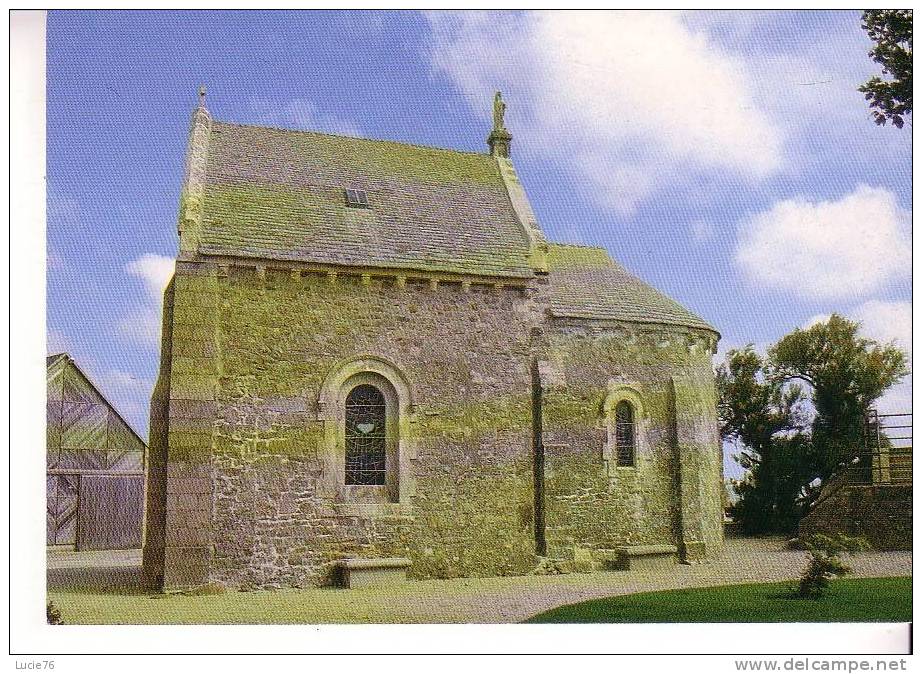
[615,401,635,467]
[345,384,387,485]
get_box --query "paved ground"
[47,537,912,623]
[47,547,141,591]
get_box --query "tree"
[858,10,912,128]
[770,314,908,485]
[718,318,907,533]
[716,346,811,534]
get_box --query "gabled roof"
[47,352,69,369]
[46,353,147,447]
[197,121,534,278]
[547,244,718,334]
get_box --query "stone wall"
[140,279,173,588]
[539,317,723,563]
[159,263,545,589]
[143,259,726,589]
[142,266,223,589]
[799,484,912,551]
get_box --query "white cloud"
[804,301,911,365]
[803,313,831,329]
[851,300,912,416]
[426,11,782,214]
[125,254,175,302]
[875,379,912,415]
[736,185,911,301]
[249,97,361,137]
[852,300,912,360]
[47,190,80,224]
[119,254,175,347]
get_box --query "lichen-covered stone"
[141,104,725,591]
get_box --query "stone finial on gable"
[487,91,512,158]
[178,85,213,256]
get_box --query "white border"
[9,6,914,663]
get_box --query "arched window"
[318,355,417,510]
[615,400,636,467]
[345,384,387,485]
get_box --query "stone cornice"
[174,254,533,290]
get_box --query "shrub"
[797,533,870,599]
[47,601,64,625]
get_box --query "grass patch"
[47,576,911,625]
[47,587,422,624]
[525,577,911,623]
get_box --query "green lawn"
[48,586,436,624]
[525,577,912,623]
[48,575,911,624]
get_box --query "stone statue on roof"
[493,91,506,132]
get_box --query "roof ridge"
[211,119,491,159]
[549,241,609,252]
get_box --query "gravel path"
[362,536,912,623]
[48,536,911,623]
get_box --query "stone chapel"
[142,92,724,590]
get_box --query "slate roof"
[198,121,534,278]
[547,244,718,333]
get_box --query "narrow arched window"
[615,400,636,467]
[345,384,387,485]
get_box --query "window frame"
[614,400,637,467]
[603,382,645,475]
[316,356,418,516]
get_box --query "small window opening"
[345,384,386,485]
[615,400,636,467]
[344,188,370,208]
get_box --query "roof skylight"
[344,188,369,208]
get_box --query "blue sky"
[46,11,911,479]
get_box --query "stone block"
[169,374,217,401]
[161,541,212,589]
[170,399,218,420]
[165,517,211,547]
[682,540,707,561]
[615,544,678,572]
[336,557,412,589]
[167,476,211,496]
[571,546,595,573]
[171,356,219,376]
[162,560,210,589]
[172,303,218,327]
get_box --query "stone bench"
[614,544,678,572]
[335,557,412,589]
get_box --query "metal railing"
[848,411,912,486]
